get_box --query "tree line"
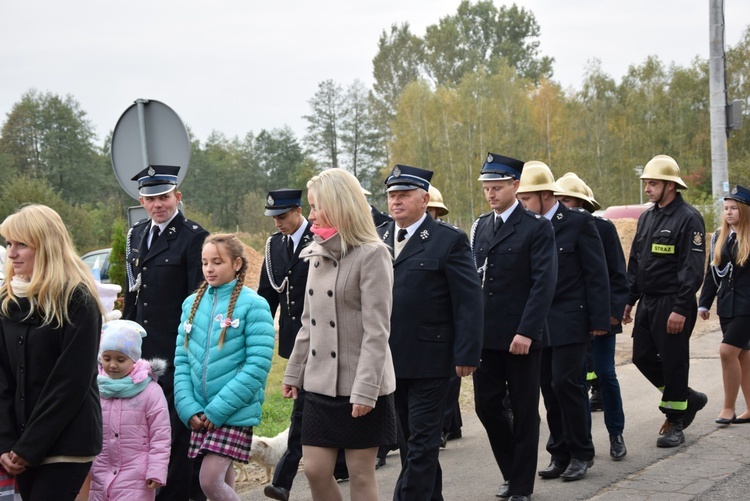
[0,0,749,254]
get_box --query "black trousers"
[272,389,348,489]
[156,367,206,501]
[16,461,91,501]
[394,377,449,501]
[541,342,595,462]
[474,348,541,497]
[442,373,462,435]
[632,294,696,421]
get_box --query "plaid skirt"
[188,425,254,463]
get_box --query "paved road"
[240,318,750,500]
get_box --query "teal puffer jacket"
[174,280,275,428]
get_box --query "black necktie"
[494,216,503,234]
[397,229,408,242]
[150,225,160,249]
[286,236,294,259]
[728,233,737,247]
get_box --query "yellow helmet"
[583,184,602,212]
[554,172,598,212]
[517,161,562,194]
[427,185,449,217]
[640,155,688,189]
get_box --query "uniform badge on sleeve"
[693,232,703,247]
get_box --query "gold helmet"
[640,155,688,189]
[517,161,562,194]
[554,172,597,213]
[427,185,449,217]
[583,184,602,212]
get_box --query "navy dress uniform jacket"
[548,205,610,345]
[699,231,750,318]
[258,222,314,359]
[123,211,208,362]
[594,216,630,334]
[378,216,483,378]
[471,204,557,349]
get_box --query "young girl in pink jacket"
[89,320,171,500]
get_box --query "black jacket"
[594,216,630,334]
[0,289,102,466]
[257,222,314,359]
[379,215,483,378]
[123,211,208,362]
[627,193,705,316]
[548,205,610,346]
[471,204,557,349]
[699,231,750,318]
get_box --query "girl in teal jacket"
[174,233,275,500]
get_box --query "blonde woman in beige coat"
[282,168,397,501]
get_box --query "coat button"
[143,284,148,289]
[287,270,292,276]
[330,351,336,358]
[113,470,117,475]
[312,319,316,326]
[327,290,333,297]
[143,266,148,271]
[143,302,148,307]
[490,263,495,268]
[311,349,316,356]
[291,301,295,305]
[309,289,314,296]
[488,292,494,297]
[292,317,297,321]
[115,433,119,437]
[165,259,169,263]
[144,320,149,325]
[329,320,335,328]
[289,285,294,290]
[314,261,320,268]
[333,262,338,268]
[489,278,494,282]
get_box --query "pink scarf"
[311,225,338,240]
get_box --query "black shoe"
[560,458,594,481]
[609,434,627,460]
[508,496,530,501]
[682,389,707,429]
[375,456,386,469]
[496,481,510,498]
[263,485,290,501]
[656,420,685,448]
[715,414,736,425]
[445,430,462,441]
[589,389,603,412]
[440,432,448,448]
[538,460,569,479]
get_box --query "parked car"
[601,203,652,220]
[81,248,112,283]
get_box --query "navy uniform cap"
[726,185,750,206]
[385,164,433,192]
[131,165,180,196]
[478,152,525,181]
[265,189,302,216]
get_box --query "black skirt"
[301,392,397,449]
[720,315,750,349]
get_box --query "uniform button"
[312,319,316,326]
[333,262,338,268]
[330,351,336,358]
[18,338,23,345]
[559,247,563,251]
[291,317,296,321]
[309,289,314,295]
[143,266,148,271]
[420,263,424,267]
[143,302,148,307]
[327,290,333,297]
[19,364,24,373]
[144,320,149,325]
[291,301,295,305]
[311,349,316,356]
[143,284,148,289]
[329,321,335,328]
[490,264,495,268]
[289,286,294,290]
[488,293,494,297]
[489,278,494,282]
[314,261,320,268]
[165,259,169,263]
[490,250,495,254]
[20,394,24,401]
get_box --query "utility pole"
[709,0,729,201]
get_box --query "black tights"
[16,462,92,501]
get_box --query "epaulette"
[594,214,610,222]
[522,208,543,220]
[181,218,205,233]
[376,219,390,229]
[476,211,493,220]
[437,220,462,233]
[132,218,149,227]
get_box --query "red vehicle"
[601,204,652,219]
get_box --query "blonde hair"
[306,168,384,255]
[185,233,248,349]
[0,204,104,327]
[714,200,750,268]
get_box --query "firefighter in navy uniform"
[123,164,208,501]
[623,155,707,447]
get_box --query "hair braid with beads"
[184,233,249,348]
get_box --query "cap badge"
[382,230,389,241]
[556,212,564,220]
[732,187,738,195]
[487,154,494,163]
[267,195,275,206]
[147,166,155,177]
[393,166,402,177]
[420,230,429,240]
[169,226,176,234]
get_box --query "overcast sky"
[1,1,748,146]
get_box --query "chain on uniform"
[125,226,141,293]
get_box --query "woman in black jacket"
[699,186,750,425]
[0,204,104,500]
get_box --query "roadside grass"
[256,347,293,438]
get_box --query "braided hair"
[185,233,248,349]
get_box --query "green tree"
[341,80,386,184]
[109,218,128,291]
[303,80,345,169]
[372,23,425,119]
[255,127,306,190]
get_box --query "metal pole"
[135,98,151,170]
[709,0,729,202]
[634,166,643,205]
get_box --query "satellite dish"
[111,99,191,200]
